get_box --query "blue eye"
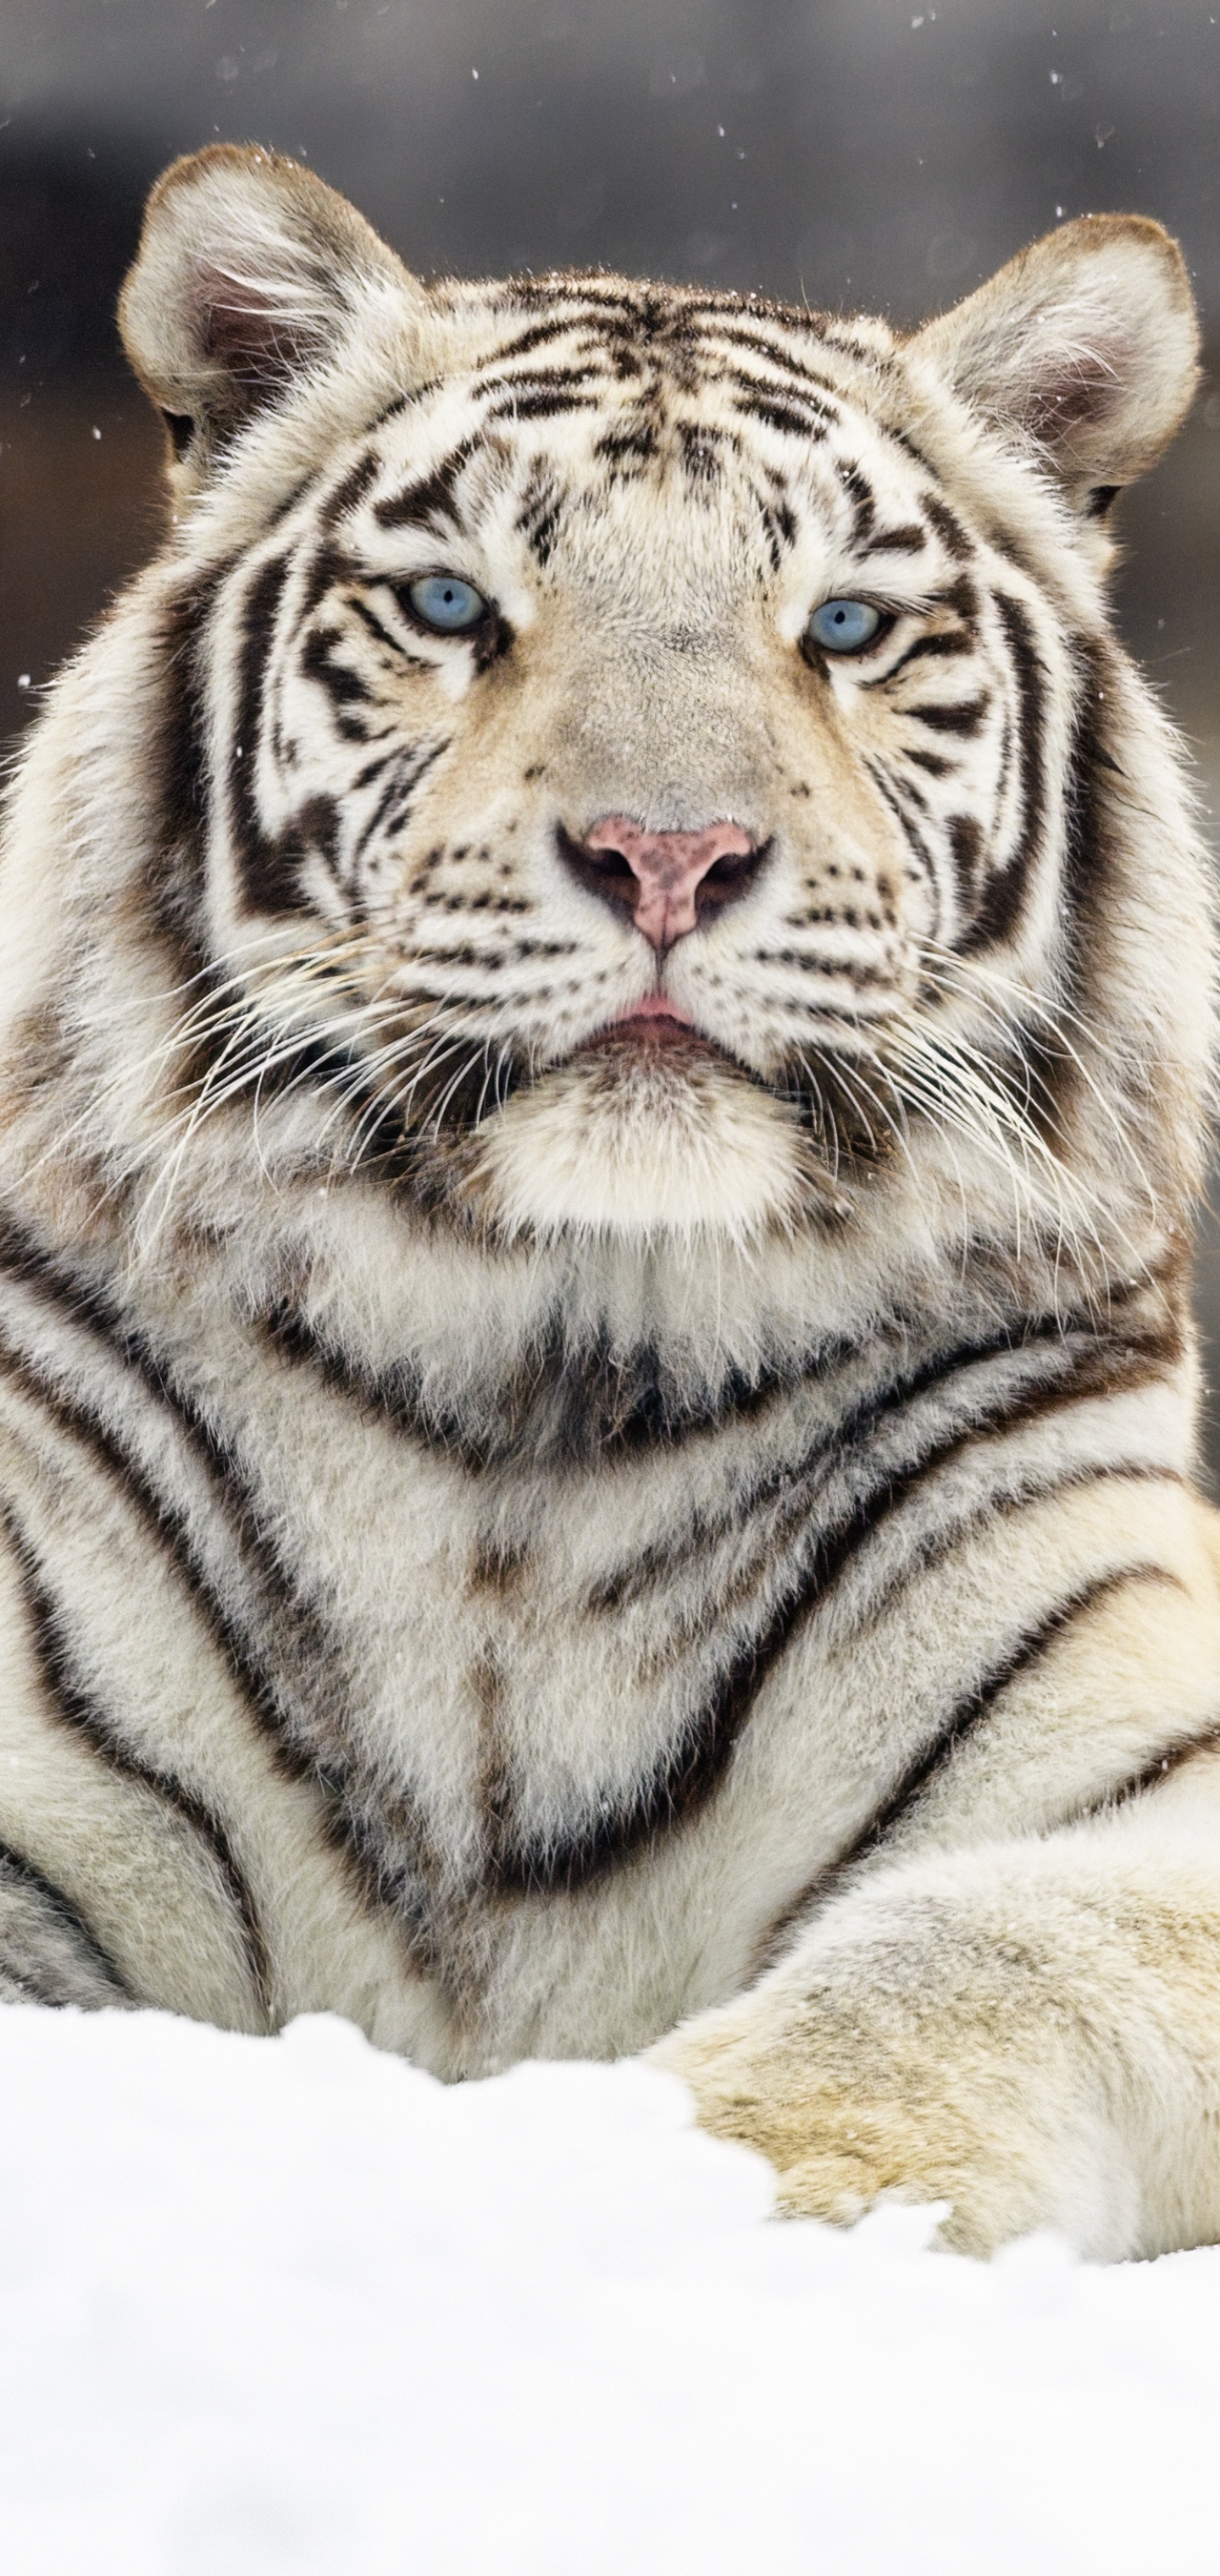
[807,598,884,654]
[407,573,489,633]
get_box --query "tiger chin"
[3,143,1220,2262]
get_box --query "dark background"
[3,0,1219,1464]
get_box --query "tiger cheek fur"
[1,142,1219,2257]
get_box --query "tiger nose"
[566,816,762,952]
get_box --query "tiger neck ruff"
[1,144,1218,2256]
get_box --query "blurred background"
[2,0,1219,1463]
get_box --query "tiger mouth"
[578,995,707,1052]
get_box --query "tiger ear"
[119,144,417,470]
[909,214,1200,514]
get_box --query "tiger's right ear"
[119,144,417,473]
[908,214,1199,514]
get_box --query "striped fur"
[2,146,1219,2251]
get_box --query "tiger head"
[110,146,1204,1274]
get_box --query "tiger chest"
[249,1400,817,1884]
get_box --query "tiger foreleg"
[649,1796,1220,2258]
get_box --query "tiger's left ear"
[909,214,1200,514]
[119,144,419,480]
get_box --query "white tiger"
[0,142,1217,2257]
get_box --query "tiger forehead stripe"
[374,441,476,531]
[483,383,602,424]
[696,322,849,395]
[725,378,835,442]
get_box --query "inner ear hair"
[191,258,320,393]
[910,213,1201,510]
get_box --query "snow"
[2,2008,1218,2573]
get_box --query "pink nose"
[580,816,758,951]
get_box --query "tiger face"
[114,147,1201,1262]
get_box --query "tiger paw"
[646,1982,1108,2259]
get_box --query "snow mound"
[1,2006,1217,2573]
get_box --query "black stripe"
[374,441,474,532]
[231,551,297,914]
[727,364,835,417]
[478,365,599,399]
[707,326,843,401]
[0,1835,131,2002]
[1100,1716,1220,1809]
[502,280,645,318]
[0,1225,393,1920]
[478,317,585,364]
[878,622,977,683]
[264,1253,1174,1509]
[301,624,375,719]
[268,788,345,895]
[261,1296,826,1476]
[594,424,660,468]
[483,391,600,422]
[318,448,381,531]
[921,493,974,560]
[351,741,451,863]
[0,1233,471,1949]
[869,587,978,690]
[857,520,927,558]
[347,593,410,658]
[587,1320,1178,1624]
[2,1500,273,2012]
[502,1332,1178,1890]
[499,1449,960,1895]
[835,461,877,547]
[759,503,784,575]
[864,760,939,909]
[143,574,274,1113]
[152,576,219,863]
[890,765,929,813]
[735,393,829,441]
[818,326,881,364]
[1046,631,1125,1130]
[802,1338,1178,1618]
[960,591,1046,951]
[949,813,982,913]
[835,1563,1186,1860]
[674,425,740,489]
[907,692,990,737]
[935,575,981,622]
[298,538,359,620]
[836,1460,1184,1641]
[754,1561,1190,1969]
[142,567,230,1006]
[516,466,565,564]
